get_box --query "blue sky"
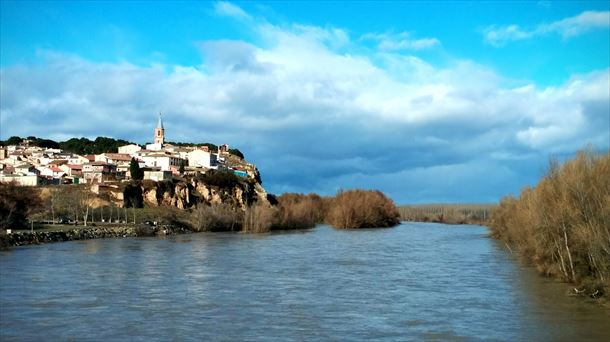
[1,1,609,203]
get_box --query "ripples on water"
[1,223,608,341]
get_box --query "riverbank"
[489,150,609,306]
[0,224,192,249]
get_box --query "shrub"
[228,148,245,159]
[243,205,275,233]
[189,204,243,232]
[135,224,156,237]
[326,189,400,229]
[273,193,326,230]
[198,170,241,189]
[489,149,610,291]
[152,206,189,227]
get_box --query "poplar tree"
[129,158,143,180]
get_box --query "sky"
[1,1,609,204]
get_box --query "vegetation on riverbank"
[1,180,400,243]
[327,190,400,228]
[189,190,399,233]
[398,204,495,225]
[489,149,610,299]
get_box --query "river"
[1,223,608,341]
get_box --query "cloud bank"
[1,3,608,203]
[484,10,610,46]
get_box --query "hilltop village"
[0,114,258,186]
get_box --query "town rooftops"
[145,153,177,158]
[89,161,110,166]
[48,159,68,165]
[104,153,132,161]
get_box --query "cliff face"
[121,173,270,210]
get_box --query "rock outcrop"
[120,172,270,210]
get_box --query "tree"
[0,182,43,229]
[130,158,144,180]
[179,160,186,175]
[34,138,60,149]
[228,148,244,159]
[4,136,23,146]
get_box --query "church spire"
[154,112,165,145]
[157,112,164,130]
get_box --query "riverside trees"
[0,182,43,229]
[489,150,610,292]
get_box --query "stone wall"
[0,225,191,249]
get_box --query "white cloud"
[483,10,610,46]
[1,2,608,201]
[541,10,610,38]
[213,1,252,21]
[361,31,440,51]
[483,25,533,47]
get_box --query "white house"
[143,170,173,181]
[145,142,163,151]
[15,163,39,175]
[68,155,90,165]
[187,149,217,169]
[38,166,67,178]
[141,153,184,172]
[118,144,142,155]
[59,164,83,177]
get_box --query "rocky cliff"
[120,171,270,210]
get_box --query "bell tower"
[154,113,165,145]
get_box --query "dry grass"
[489,149,610,297]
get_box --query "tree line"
[2,135,245,159]
[0,136,133,155]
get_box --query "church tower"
[154,113,165,145]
